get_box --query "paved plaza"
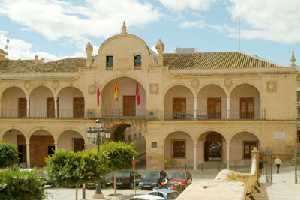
[261,166,300,200]
[45,167,300,200]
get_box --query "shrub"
[0,143,18,168]
[0,169,45,200]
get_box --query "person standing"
[274,157,282,174]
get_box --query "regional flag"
[114,81,120,101]
[96,88,101,106]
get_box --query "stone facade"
[0,23,298,169]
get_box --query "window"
[134,55,141,69]
[106,55,113,69]
[173,140,185,158]
[243,141,258,159]
[151,141,157,148]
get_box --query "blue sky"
[0,0,299,66]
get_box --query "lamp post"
[87,119,111,199]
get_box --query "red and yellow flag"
[96,88,101,106]
[114,81,120,101]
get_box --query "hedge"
[46,142,136,187]
[0,169,45,200]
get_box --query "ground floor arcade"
[146,120,297,170]
[0,118,146,168]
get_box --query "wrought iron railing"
[0,109,265,121]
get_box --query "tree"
[99,142,137,194]
[0,143,18,168]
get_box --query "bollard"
[82,184,86,200]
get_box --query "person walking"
[274,157,282,174]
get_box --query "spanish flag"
[114,81,120,101]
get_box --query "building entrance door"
[173,98,186,119]
[204,133,223,161]
[123,96,136,116]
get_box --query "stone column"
[0,98,2,117]
[226,96,230,119]
[54,95,58,118]
[193,96,198,120]
[226,141,230,169]
[193,141,197,170]
[26,95,30,117]
[26,141,30,168]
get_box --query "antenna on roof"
[238,16,241,52]
[4,38,9,55]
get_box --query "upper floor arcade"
[0,23,297,122]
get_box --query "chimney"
[0,49,8,61]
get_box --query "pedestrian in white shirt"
[274,157,282,174]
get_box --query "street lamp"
[87,119,111,199]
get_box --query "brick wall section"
[30,135,54,167]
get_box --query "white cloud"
[0,0,160,41]
[179,20,235,36]
[157,0,217,11]
[0,32,58,60]
[229,0,300,43]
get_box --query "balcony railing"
[0,109,264,121]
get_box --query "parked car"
[130,194,164,200]
[149,188,179,200]
[167,170,192,192]
[105,170,141,189]
[138,170,160,190]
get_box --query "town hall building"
[0,23,298,169]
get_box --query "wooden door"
[207,97,221,119]
[73,138,85,152]
[47,97,55,118]
[173,98,186,119]
[240,97,254,119]
[73,97,84,118]
[18,98,27,118]
[123,96,136,116]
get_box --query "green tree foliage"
[0,143,18,168]
[47,150,82,187]
[0,169,45,200]
[99,142,137,171]
[47,150,109,187]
